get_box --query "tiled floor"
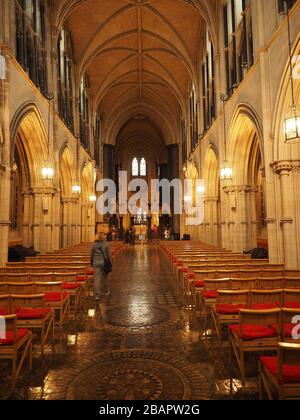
[0,244,260,400]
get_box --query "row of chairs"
[0,242,124,390]
[211,289,300,339]
[160,242,300,399]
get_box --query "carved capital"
[272,160,293,175]
[265,218,276,225]
[280,217,293,225]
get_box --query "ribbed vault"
[51,0,217,147]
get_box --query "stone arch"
[224,105,266,251]
[10,103,50,188]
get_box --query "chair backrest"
[283,289,300,308]
[194,270,216,280]
[260,269,285,278]
[30,273,54,282]
[250,289,282,308]
[204,278,230,291]
[0,282,7,295]
[257,277,283,290]
[1,314,17,338]
[6,282,35,295]
[278,343,300,382]
[0,294,10,313]
[239,308,281,331]
[240,269,261,278]
[216,289,249,306]
[216,270,240,279]
[230,278,257,290]
[10,294,45,311]
[53,272,77,283]
[5,273,31,283]
[281,308,300,340]
[285,270,300,278]
[284,277,300,289]
[66,266,86,275]
[34,281,62,294]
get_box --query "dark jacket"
[90,240,111,267]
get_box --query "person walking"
[90,230,112,302]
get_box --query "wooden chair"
[200,278,230,314]
[10,294,55,356]
[250,289,282,309]
[212,290,249,341]
[216,270,239,279]
[230,278,257,290]
[240,269,261,279]
[30,273,54,283]
[229,308,281,386]
[34,282,70,330]
[284,277,300,289]
[0,294,11,315]
[5,273,30,283]
[0,314,32,390]
[257,277,283,290]
[282,289,300,309]
[285,270,300,278]
[6,282,35,295]
[280,308,300,343]
[53,272,82,315]
[260,269,285,278]
[259,342,300,400]
[0,282,7,295]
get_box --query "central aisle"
[2,245,259,400]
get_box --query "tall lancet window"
[140,158,147,176]
[132,158,139,176]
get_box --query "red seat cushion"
[44,292,68,302]
[201,290,217,299]
[216,304,246,315]
[0,329,28,346]
[86,269,95,275]
[0,308,9,316]
[260,356,300,384]
[229,324,277,340]
[285,301,300,309]
[188,273,196,279]
[77,275,88,282]
[16,307,52,319]
[251,303,280,310]
[194,280,205,288]
[63,283,81,290]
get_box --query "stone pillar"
[0,46,11,266]
[272,161,300,269]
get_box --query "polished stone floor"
[0,244,260,400]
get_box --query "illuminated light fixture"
[72,184,81,194]
[89,195,97,203]
[220,161,233,180]
[42,92,54,181]
[197,185,205,195]
[42,167,54,180]
[184,195,192,202]
[220,94,233,181]
[183,165,187,173]
[283,1,300,142]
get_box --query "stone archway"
[223,107,265,252]
[81,162,95,243]
[9,106,54,254]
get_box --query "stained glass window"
[140,158,147,176]
[132,158,139,176]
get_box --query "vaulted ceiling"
[51,0,218,146]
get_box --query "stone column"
[0,45,11,266]
[272,160,300,269]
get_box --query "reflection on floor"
[0,244,260,400]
